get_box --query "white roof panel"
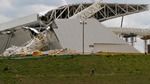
[0,14,38,31]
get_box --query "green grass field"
[0,54,150,84]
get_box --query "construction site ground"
[0,54,150,84]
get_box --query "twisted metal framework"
[40,3,148,25]
[0,2,148,31]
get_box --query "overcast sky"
[0,0,150,52]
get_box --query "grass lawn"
[0,54,150,84]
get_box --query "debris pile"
[3,31,49,57]
[3,48,79,57]
[2,26,79,57]
[47,49,79,55]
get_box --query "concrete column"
[80,21,87,54]
[125,37,128,42]
[144,40,148,54]
[131,37,134,46]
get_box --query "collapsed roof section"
[0,2,148,54]
[0,14,39,31]
[0,2,148,32]
[41,2,148,25]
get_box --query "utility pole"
[144,40,148,54]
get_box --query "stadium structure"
[0,1,150,55]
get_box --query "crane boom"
[70,1,104,21]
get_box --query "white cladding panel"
[55,18,139,53]
[93,43,138,53]
[0,14,38,31]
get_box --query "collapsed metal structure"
[41,3,147,24]
[0,2,149,55]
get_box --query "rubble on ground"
[2,26,79,57]
[46,48,79,55]
[3,48,79,57]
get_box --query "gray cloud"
[0,14,12,23]
[103,11,150,28]
[103,0,150,4]
[11,0,60,7]
[0,0,59,20]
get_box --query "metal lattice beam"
[41,3,148,26]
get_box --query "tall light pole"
[80,21,87,54]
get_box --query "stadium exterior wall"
[54,18,139,53]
